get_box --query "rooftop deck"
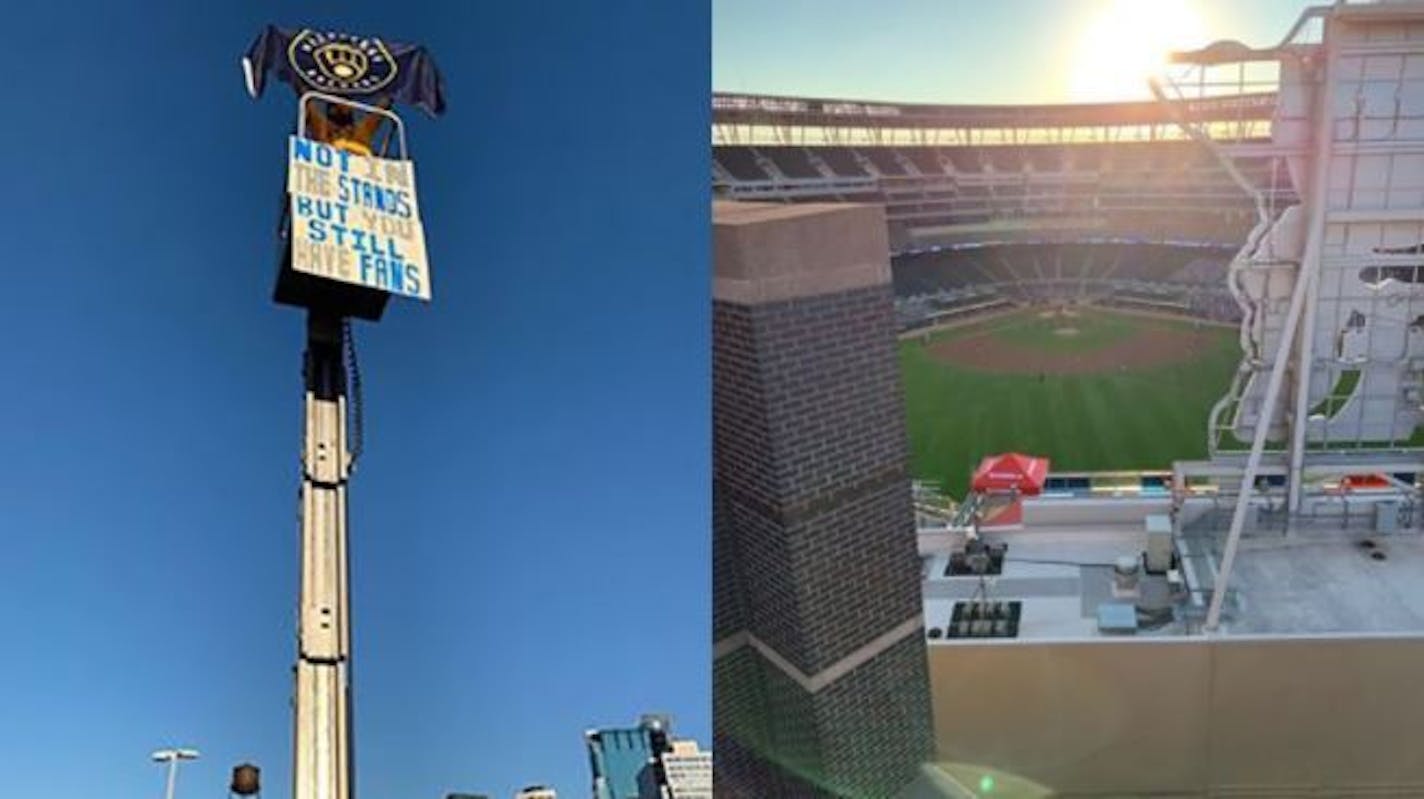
[921,495,1424,642]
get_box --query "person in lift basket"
[305,96,391,156]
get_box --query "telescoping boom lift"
[241,25,446,799]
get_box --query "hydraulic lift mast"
[293,311,355,799]
[242,25,445,799]
[280,93,399,799]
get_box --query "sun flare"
[1068,0,1209,102]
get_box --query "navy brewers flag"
[242,26,447,117]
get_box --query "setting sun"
[1068,0,1210,102]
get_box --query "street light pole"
[152,748,200,799]
[163,757,176,799]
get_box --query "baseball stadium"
[713,3,1424,797]
[714,91,1285,499]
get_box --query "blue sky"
[715,0,1316,103]
[0,2,706,798]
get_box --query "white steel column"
[293,312,353,799]
[1288,32,1340,519]
[1205,242,1316,631]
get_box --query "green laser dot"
[979,774,995,793]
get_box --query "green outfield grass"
[989,311,1137,353]
[900,310,1242,498]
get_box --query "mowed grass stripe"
[991,311,1135,353]
[899,309,1240,498]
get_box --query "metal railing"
[297,91,409,161]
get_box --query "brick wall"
[713,637,934,798]
[713,276,933,798]
[714,285,923,673]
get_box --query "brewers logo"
[286,30,397,94]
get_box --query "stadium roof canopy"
[712,91,1276,131]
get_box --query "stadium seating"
[758,146,823,179]
[863,148,909,176]
[712,142,1294,249]
[890,243,1241,331]
[716,147,771,181]
[902,148,945,175]
[818,147,869,177]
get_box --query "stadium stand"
[713,141,1285,249]
[902,148,946,175]
[819,147,869,177]
[713,92,1283,331]
[891,243,1239,331]
[716,147,771,182]
[863,147,910,176]
[759,146,822,179]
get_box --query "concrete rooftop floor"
[922,522,1424,641]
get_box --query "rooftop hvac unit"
[1146,514,1174,573]
[1112,555,1141,598]
[1376,501,1401,534]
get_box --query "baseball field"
[899,307,1241,498]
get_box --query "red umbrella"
[970,452,1050,495]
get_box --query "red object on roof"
[971,453,1050,495]
[1342,473,1390,491]
[979,498,1024,530]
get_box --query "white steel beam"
[1204,229,1315,631]
[1288,21,1340,518]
